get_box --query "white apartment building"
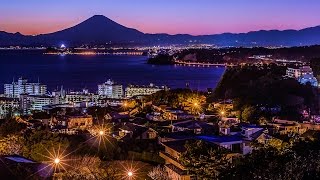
[0,97,19,118]
[4,78,47,98]
[98,79,123,99]
[65,93,98,103]
[20,94,58,114]
[286,66,318,87]
[125,83,165,98]
[286,66,314,79]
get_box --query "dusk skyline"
[2,1,320,179]
[1,0,320,36]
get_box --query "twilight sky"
[1,0,320,35]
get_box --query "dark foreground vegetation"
[211,64,318,122]
[180,132,320,180]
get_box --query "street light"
[220,111,225,115]
[128,171,133,177]
[54,158,60,164]
[99,130,104,136]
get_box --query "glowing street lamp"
[54,158,60,164]
[194,102,198,107]
[99,130,104,136]
[128,171,133,177]
[122,101,129,111]
[220,111,225,116]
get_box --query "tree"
[23,130,69,162]
[148,165,170,180]
[241,106,258,123]
[220,139,320,180]
[212,64,317,120]
[54,155,118,179]
[32,111,51,119]
[258,116,268,125]
[0,118,26,136]
[310,58,320,77]
[0,135,23,155]
[264,138,289,152]
[147,54,174,65]
[180,140,230,179]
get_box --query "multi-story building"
[95,98,124,107]
[51,87,66,104]
[125,83,166,98]
[63,88,99,103]
[267,119,304,135]
[98,79,123,99]
[286,66,314,79]
[286,66,318,87]
[160,140,195,180]
[4,78,47,98]
[0,97,19,118]
[20,94,58,114]
[66,93,93,103]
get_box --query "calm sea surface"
[0,50,225,93]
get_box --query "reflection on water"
[0,50,225,92]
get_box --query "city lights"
[2,1,319,180]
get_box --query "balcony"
[159,151,186,171]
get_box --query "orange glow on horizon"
[1,15,319,36]
[0,17,81,35]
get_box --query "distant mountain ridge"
[1,15,320,47]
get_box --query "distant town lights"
[60,44,66,49]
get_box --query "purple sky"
[0,0,320,35]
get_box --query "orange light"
[99,130,104,136]
[54,158,60,164]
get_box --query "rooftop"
[173,120,213,130]
[197,135,243,143]
[0,155,53,179]
[162,139,190,153]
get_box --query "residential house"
[159,140,195,180]
[0,155,52,179]
[115,123,157,140]
[267,119,303,135]
[52,115,93,131]
[172,120,215,134]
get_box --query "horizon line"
[1,15,320,36]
